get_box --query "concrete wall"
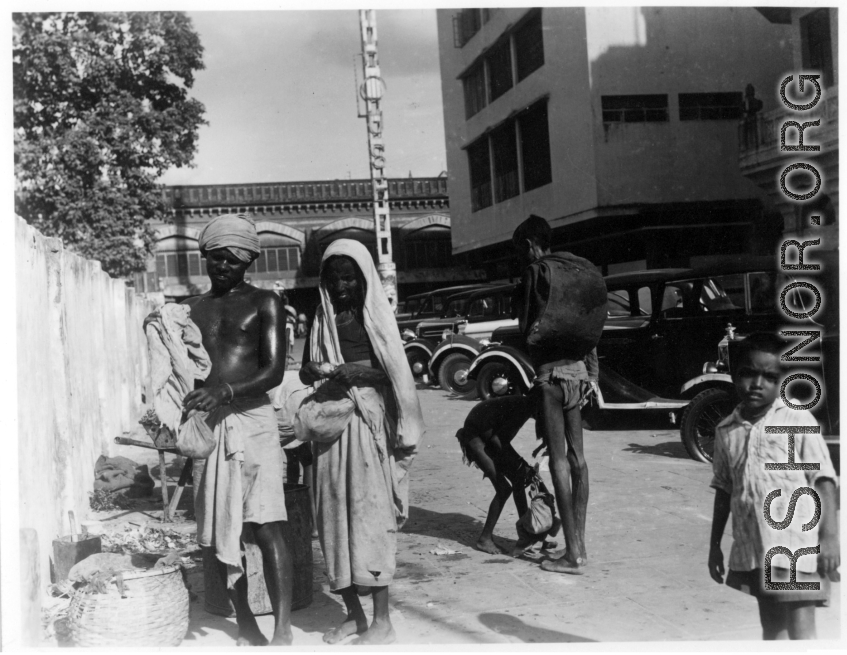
[16,217,157,582]
[588,6,794,206]
[437,7,598,255]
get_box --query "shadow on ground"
[477,612,595,643]
[621,440,691,460]
[404,505,494,550]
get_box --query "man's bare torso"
[183,284,274,395]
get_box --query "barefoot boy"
[708,332,839,640]
[456,396,559,555]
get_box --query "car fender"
[404,338,437,359]
[428,334,483,376]
[468,347,535,390]
[680,373,734,397]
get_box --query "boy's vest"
[521,252,607,364]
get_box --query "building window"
[156,252,202,278]
[248,247,301,274]
[678,92,742,120]
[487,39,513,102]
[519,100,552,191]
[460,10,543,117]
[801,9,834,88]
[453,8,493,48]
[514,11,544,82]
[468,138,493,212]
[463,63,487,119]
[468,98,551,212]
[491,121,519,203]
[601,95,669,123]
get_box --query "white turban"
[198,213,261,263]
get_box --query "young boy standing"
[708,332,839,640]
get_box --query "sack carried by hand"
[273,375,355,444]
[516,475,555,536]
[176,409,216,458]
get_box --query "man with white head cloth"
[167,213,294,645]
[300,239,424,645]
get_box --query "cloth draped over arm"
[309,239,425,525]
[144,303,211,432]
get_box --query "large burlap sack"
[524,253,607,361]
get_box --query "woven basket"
[68,564,189,647]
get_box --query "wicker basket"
[67,564,189,647]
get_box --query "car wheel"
[680,387,735,463]
[476,362,523,400]
[438,353,477,400]
[406,350,429,380]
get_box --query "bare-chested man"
[175,213,293,645]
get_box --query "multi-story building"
[437,7,795,278]
[136,176,484,310]
[738,7,838,251]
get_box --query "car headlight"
[703,362,719,374]
[479,339,490,347]
[441,329,452,341]
[401,329,415,342]
[457,321,467,335]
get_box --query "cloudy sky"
[158,9,447,186]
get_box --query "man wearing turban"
[175,213,293,645]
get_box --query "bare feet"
[270,628,294,646]
[323,614,367,644]
[540,554,585,575]
[476,536,509,555]
[351,619,396,645]
[236,621,269,646]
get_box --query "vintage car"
[402,286,497,381]
[406,284,518,398]
[396,283,494,341]
[468,268,696,400]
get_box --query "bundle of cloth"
[93,455,155,496]
[144,303,211,434]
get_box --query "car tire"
[438,353,477,400]
[680,387,736,464]
[476,362,524,400]
[406,349,429,380]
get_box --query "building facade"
[138,176,484,310]
[437,7,796,278]
[738,7,838,251]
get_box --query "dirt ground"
[77,341,840,647]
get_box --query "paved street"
[100,345,840,646]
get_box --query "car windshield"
[442,297,471,318]
[468,295,497,318]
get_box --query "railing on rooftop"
[162,177,449,209]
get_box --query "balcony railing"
[738,87,838,157]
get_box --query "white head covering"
[310,239,425,523]
[198,213,261,263]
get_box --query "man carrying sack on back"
[145,212,293,646]
[511,214,607,575]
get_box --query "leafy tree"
[13,12,206,278]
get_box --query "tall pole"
[358,9,397,309]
